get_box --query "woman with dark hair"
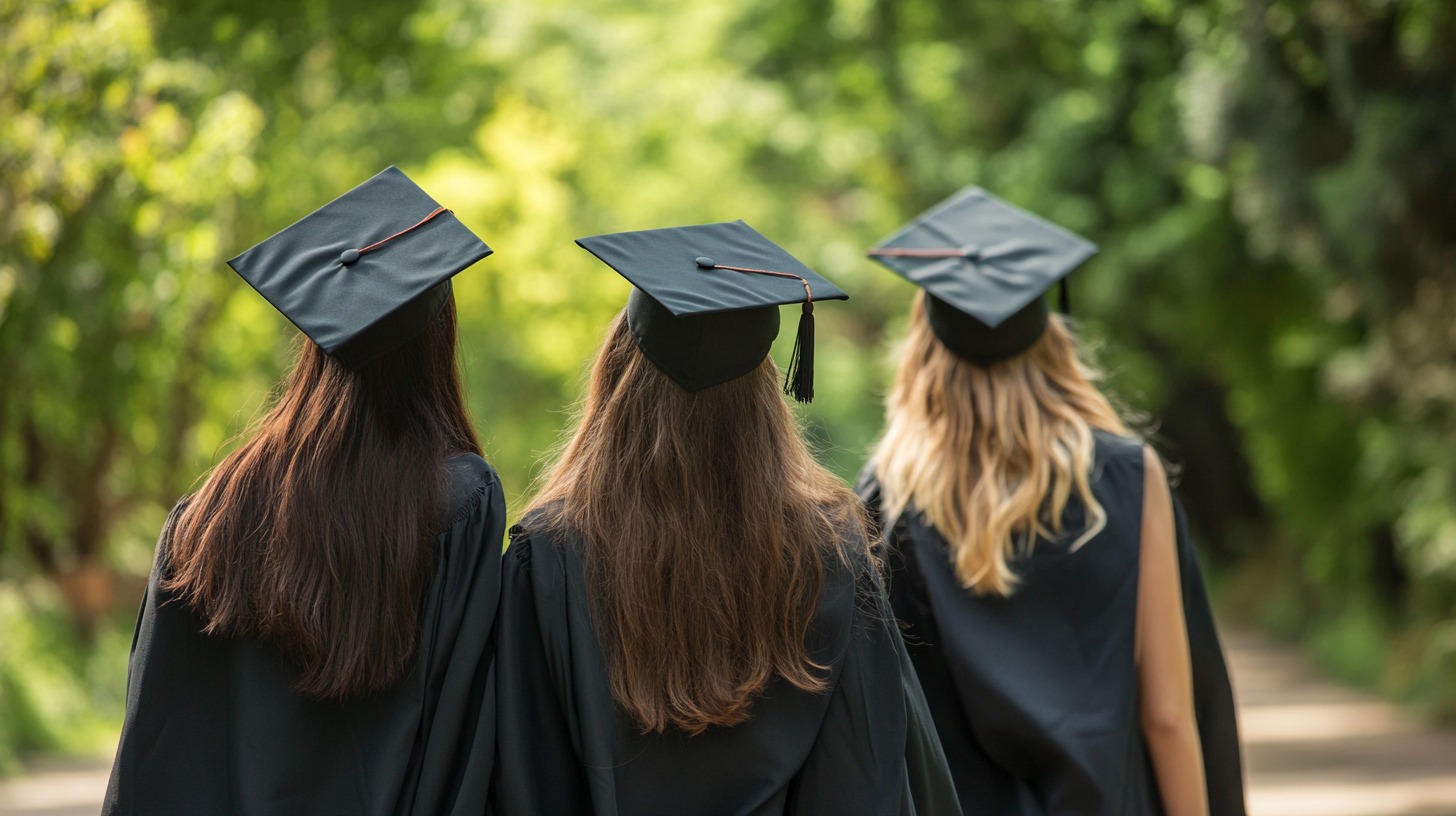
[104,168,507,816]
[493,222,959,816]
[856,188,1246,815]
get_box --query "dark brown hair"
[165,296,480,699]
[528,312,867,735]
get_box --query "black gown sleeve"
[787,548,963,816]
[103,502,232,815]
[1171,494,1248,816]
[404,461,508,816]
[857,467,1018,813]
[492,526,595,816]
[894,598,964,816]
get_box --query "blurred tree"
[1198,0,1456,706]
[0,0,265,633]
[1208,0,1456,580]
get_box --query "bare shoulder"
[1142,444,1168,484]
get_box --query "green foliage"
[0,583,131,773]
[1,0,270,594]
[3,0,1456,762]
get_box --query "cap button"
[694,256,716,269]
[960,244,981,260]
[339,248,361,265]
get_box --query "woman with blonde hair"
[492,222,958,815]
[856,189,1245,815]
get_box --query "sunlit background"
[2,0,1454,784]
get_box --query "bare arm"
[1137,447,1209,816]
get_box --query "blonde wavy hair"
[870,292,1132,596]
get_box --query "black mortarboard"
[576,220,848,401]
[228,166,492,370]
[868,186,1098,365]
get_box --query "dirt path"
[2,630,1454,815]
[0,757,109,816]
[1229,630,1456,816]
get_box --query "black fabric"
[856,432,1247,816]
[228,166,492,370]
[102,453,507,816]
[491,514,962,816]
[626,288,779,393]
[1170,488,1248,816]
[867,186,1096,365]
[925,292,1049,367]
[782,301,815,403]
[334,280,452,369]
[576,221,846,317]
[576,221,847,395]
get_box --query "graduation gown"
[492,513,962,816]
[103,453,507,816]
[856,431,1246,816]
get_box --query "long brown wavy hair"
[871,292,1131,596]
[527,311,867,735]
[165,296,480,699]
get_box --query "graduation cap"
[868,186,1097,366]
[576,220,848,401]
[228,166,492,370]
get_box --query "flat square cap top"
[576,220,847,315]
[868,186,1097,328]
[227,166,491,365]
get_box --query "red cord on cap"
[700,262,813,305]
[356,207,452,256]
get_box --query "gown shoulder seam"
[437,463,500,528]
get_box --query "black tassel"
[1059,278,1071,314]
[784,301,815,403]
